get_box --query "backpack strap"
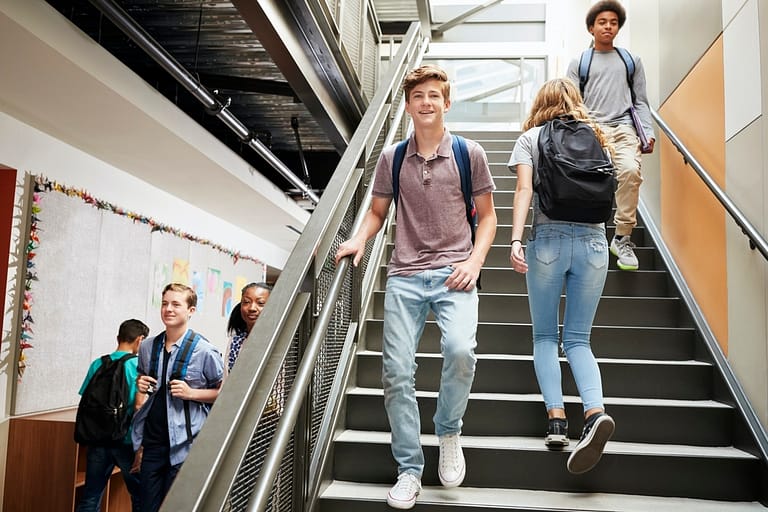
[577,48,594,99]
[451,135,476,244]
[149,332,165,379]
[117,353,137,364]
[149,330,201,443]
[169,330,201,381]
[391,138,409,208]
[578,46,636,103]
[170,330,202,444]
[614,47,636,103]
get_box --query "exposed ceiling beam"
[87,0,319,204]
[232,0,365,153]
[416,0,432,39]
[432,0,505,36]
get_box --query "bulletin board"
[14,175,266,415]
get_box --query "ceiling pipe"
[290,116,311,188]
[88,0,320,205]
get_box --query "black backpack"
[74,353,136,446]
[535,117,616,223]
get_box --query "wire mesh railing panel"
[224,336,300,512]
[308,197,359,451]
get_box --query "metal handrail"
[648,109,768,463]
[160,22,427,511]
[244,31,424,512]
[638,201,768,464]
[301,97,410,512]
[651,109,768,260]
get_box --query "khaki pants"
[601,124,643,237]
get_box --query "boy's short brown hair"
[163,282,197,308]
[586,0,626,29]
[402,65,451,102]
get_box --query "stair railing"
[159,22,426,512]
[644,110,768,464]
[651,109,768,260]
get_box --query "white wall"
[0,113,290,269]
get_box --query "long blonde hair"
[523,78,609,150]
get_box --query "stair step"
[362,319,697,360]
[326,131,768,509]
[331,431,763,502]
[482,244,662,270]
[371,292,687,327]
[355,351,713,399]
[319,480,768,512]
[388,243,662,270]
[392,222,649,245]
[491,174,515,190]
[379,266,673,296]
[494,225,648,245]
[345,387,734,446]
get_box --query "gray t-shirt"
[508,125,604,230]
[566,49,655,140]
[373,130,495,276]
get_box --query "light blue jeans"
[382,266,478,477]
[525,223,608,413]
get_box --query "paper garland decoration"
[19,174,265,378]
[32,175,262,264]
[18,191,40,378]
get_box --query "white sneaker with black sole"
[567,413,615,474]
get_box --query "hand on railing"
[335,237,366,267]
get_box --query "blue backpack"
[391,135,477,244]
[149,330,202,443]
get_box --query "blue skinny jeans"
[525,223,608,413]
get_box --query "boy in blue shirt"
[76,318,149,512]
[133,283,224,512]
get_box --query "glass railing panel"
[423,57,545,131]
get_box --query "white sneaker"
[386,472,421,510]
[438,433,466,488]
[610,235,639,271]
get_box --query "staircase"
[317,130,768,511]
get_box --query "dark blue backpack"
[391,135,477,244]
[149,330,202,442]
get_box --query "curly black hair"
[586,0,626,29]
[226,282,273,334]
